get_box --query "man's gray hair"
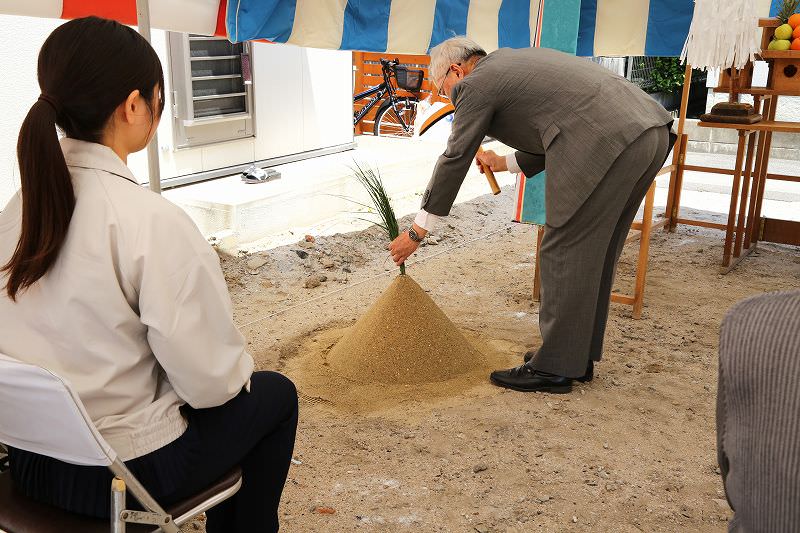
[429,36,487,89]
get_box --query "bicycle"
[353,58,423,138]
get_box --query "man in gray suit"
[389,37,675,393]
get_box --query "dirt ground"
[192,187,798,532]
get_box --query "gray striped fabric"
[718,290,800,533]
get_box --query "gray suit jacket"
[421,47,673,228]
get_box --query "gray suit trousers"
[531,126,670,377]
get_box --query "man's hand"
[389,224,427,266]
[475,149,508,173]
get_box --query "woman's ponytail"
[2,97,75,300]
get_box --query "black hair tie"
[38,94,62,115]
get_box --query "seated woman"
[0,16,297,533]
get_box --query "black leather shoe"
[490,363,573,393]
[521,351,594,383]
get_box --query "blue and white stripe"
[578,0,776,57]
[227,0,547,54]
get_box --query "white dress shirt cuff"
[506,153,522,174]
[414,209,443,232]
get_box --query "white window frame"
[167,33,255,149]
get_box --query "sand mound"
[326,275,485,384]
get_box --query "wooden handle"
[476,146,501,195]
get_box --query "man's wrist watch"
[408,227,424,243]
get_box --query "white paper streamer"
[681,0,762,70]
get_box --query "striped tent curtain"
[0,0,227,36]
[225,0,580,55]
[3,0,786,58]
[1,1,579,54]
[577,0,778,57]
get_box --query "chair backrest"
[0,353,116,467]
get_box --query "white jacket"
[0,139,254,461]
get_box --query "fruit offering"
[769,0,800,52]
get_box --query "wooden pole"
[676,64,693,137]
[729,68,738,104]
[750,95,779,245]
[632,182,656,319]
[476,146,501,195]
[722,131,747,268]
[734,132,756,257]
[665,63,693,231]
[669,134,689,232]
[745,95,772,249]
[352,52,364,135]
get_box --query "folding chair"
[0,353,242,533]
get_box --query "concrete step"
[164,136,798,252]
[164,136,516,250]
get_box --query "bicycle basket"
[395,66,424,91]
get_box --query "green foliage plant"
[350,162,406,275]
[641,57,686,94]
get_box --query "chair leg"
[111,477,126,533]
[108,459,180,533]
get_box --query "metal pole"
[111,477,127,533]
[136,0,162,194]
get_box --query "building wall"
[148,38,354,184]
[0,15,62,206]
[0,14,354,207]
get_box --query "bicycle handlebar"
[379,58,401,68]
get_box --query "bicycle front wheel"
[373,97,418,138]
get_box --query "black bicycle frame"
[353,60,413,132]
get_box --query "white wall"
[0,15,62,207]
[131,37,353,184]
[247,44,353,161]
[0,15,354,206]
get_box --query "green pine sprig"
[350,162,406,275]
[778,0,800,23]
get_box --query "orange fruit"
[789,13,800,29]
[792,38,800,50]
[794,24,800,39]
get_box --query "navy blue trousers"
[10,371,298,532]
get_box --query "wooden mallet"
[417,102,501,195]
